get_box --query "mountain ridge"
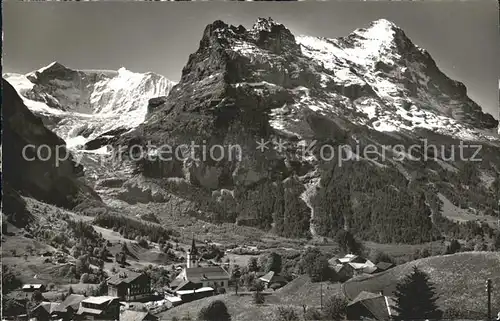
[4,17,500,245]
[104,17,500,243]
[3,63,175,150]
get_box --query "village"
[2,234,407,321]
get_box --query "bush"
[445,239,461,254]
[137,238,149,249]
[247,257,259,272]
[197,300,231,321]
[260,252,282,273]
[253,290,265,304]
[299,247,331,282]
[323,295,348,320]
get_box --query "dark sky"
[3,0,499,118]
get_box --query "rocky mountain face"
[297,19,498,135]
[2,78,101,226]
[4,63,175,150]
[101,18,500,243]
[4,18,499,244]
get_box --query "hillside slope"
[343,252,500,314]
[158,275,340,321]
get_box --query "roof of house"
[169,277,184,289]
[335,254,371,264]
[333,265,344,273]
[82,296,119,305]
[184,266,230,282]
[165,296,182,303]
[174,280,197,292]
[334,263,355,273]
[76,307,104,316]
[259,271,287,284]
[376,262,395,270]
[176,287,214,296]
[363,266,378,274]
[120,310,158,321]
[58,294,86,311]
[22,284,44,289]
[33,302,61,314]
[348,260,375,269]
[348,291,397,320]
[349,291,381,304]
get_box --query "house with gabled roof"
[31,301,61,321]
[329,254,377,280]
[22,283,46,292]
[258,271,287,288]
[55,294,86,320]
[75,296,121,320]
[346,291,398,320]
[107,271,151,301]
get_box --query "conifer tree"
[394,266,442,320]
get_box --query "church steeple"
[190,237,198,255]
[187,235,199,268]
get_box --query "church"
[169,238,230,293]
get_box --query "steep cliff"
[2,78,101,217]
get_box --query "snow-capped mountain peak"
[198,17,498,141]
[28,61,62,77]
[4,62,175,149]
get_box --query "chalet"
[75,296,121,320]
[346,291,398,321]
[30,302,61,321]
[120,310,158,321]
[329,254,376,280]
[22,284,46,293]
[55,294,86,320]
[107,271,151,301]
[258,271,287,288]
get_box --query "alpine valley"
[2,18,500,318]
